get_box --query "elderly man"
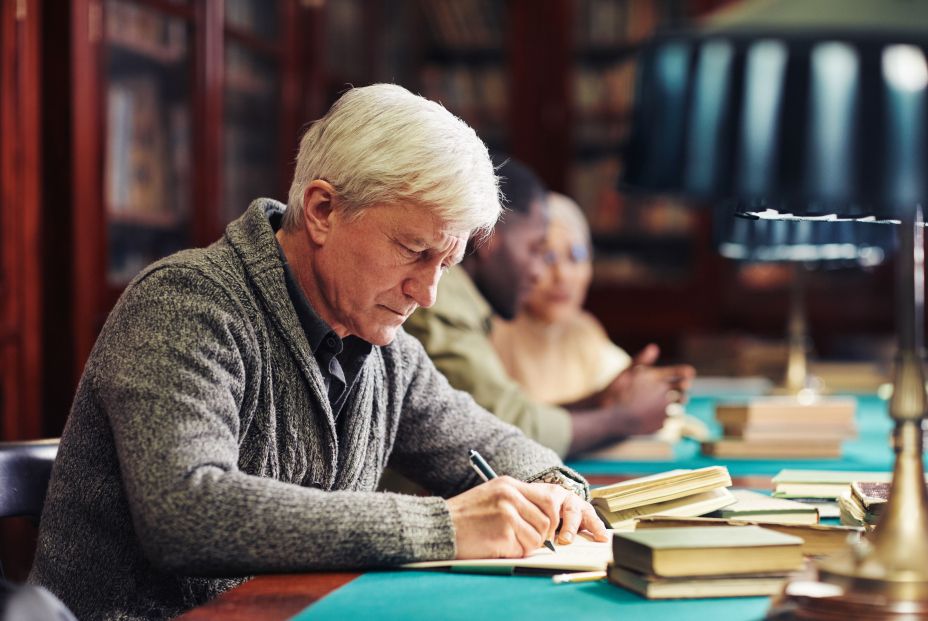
[29,85,606,621]
[405,155,695,458]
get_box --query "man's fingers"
[556,498,584,544]
[505,505,546,557]
[631,343,660,367]
[500,479,552,549]
[514,480,566,540]
[580,505,610,542]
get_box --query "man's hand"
[447,477,608,559]
[601,344,696,435]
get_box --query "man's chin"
[360,325,400,347]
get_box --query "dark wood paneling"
[509,0,572,191]
[70,0,105,389]
[2,0,43,440]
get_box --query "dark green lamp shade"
[623,0,928,221]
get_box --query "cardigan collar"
[224,199,340,482]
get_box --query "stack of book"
[635,516,863,558]
[712,489,820,525]
[582,436,675,460]
[772,469,895,518]
[608,526,805,598]
[590,467,734,530]
[838,481,889,527]
[703,397,857,458]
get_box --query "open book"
[401,531,612,574]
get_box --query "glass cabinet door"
[569,0,696,285]
[103,0,194,286]
[222,0,282,224]
[417,0,508,152]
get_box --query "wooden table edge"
[174,571,361,621]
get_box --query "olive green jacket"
[405,267,573,457]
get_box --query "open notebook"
[401,531,613,574]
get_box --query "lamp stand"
[768,208,928,620]
[783,265,810,395]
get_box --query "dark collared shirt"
[277,243,372,420]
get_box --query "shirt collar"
[275,242,342,356]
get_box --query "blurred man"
[405,155,694,458]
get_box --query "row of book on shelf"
[106,78,191,225]
[419,65,507,124]
[419,0,665,50]
[574,0,664,49]
[419,0,502,50]
[106,0,187,64]
[574,61,636,117]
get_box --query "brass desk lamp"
[716,215,893,394]
[623,0,928,617]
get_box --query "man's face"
[478,198,548,320]
[312,202,468,346]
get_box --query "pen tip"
[545,540,556,552]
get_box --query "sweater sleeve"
[385,331,588,500]
[94,267,455,575]
[403,307,573,457]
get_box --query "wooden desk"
[175,573,360,621]
[175,394,891,619]
[175,475,772,620]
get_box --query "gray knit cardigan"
[28,200,586,621]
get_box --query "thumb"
[632,343,660,367]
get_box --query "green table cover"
[290,571,771,621]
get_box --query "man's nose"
[404,265,441,309]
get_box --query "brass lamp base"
[767,576,928,621]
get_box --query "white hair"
[285,84,502,238]
[547,191,592,250]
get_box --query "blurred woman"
[490,192,631,405]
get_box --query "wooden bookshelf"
[1,0,42,441]
[40,0,316,436]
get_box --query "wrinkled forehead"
[388,205,470,247]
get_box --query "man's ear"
[301,180,338,245]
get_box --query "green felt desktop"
[291,571,770,621]
[570,394,899,476]
[290,394,896,621]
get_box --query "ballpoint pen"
[468,449,557,553]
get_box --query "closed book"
[595,488,736,530]
[772,470,898,500]
[612,525,804,577]
[635,516,862,557]
[702,438,842,459]
[721,424,856,442]
[608,564,790,599]
[715,397,857,426]
[714,490,819,525]
[590,466,732,512]
[837,493,868,526]
[850,481,890,514]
